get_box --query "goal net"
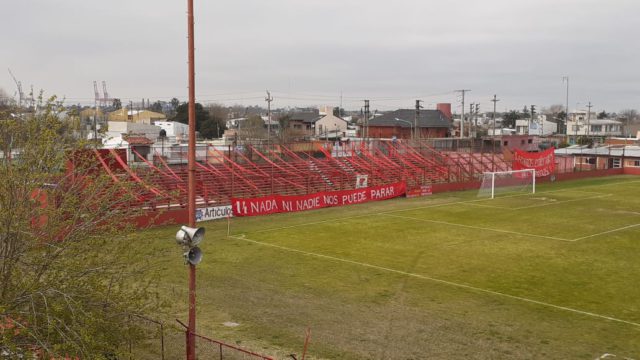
[478,169,536,199]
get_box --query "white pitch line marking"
[381,213,574,242]
[460,202,512,210]
[572,223,640,241]
[250,188,586,235]
[512,193,613,210]
[227,235,640,329]
[245,179,639,241]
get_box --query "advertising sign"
[232,182,406,217]
[195,205,233,222]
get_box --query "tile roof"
[288,111,322,123]
[368,109,452,128]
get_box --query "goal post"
[478,169,536,199]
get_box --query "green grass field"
[140,175,640,359]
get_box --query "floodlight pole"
[186,0,197,358]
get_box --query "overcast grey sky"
[2,0,639,112]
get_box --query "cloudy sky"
[2,0,639,113]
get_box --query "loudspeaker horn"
[186,246,203,265]
[176,226,205,246]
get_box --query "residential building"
[103,121,161,147]
[366,109,452,139]
[284,110,322,136]
[315,112,349,138]
[565,110,622,141]
[108,108,166,124]
[515,115,557,136]
[154,121,189,142]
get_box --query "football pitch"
[148,175,640,359]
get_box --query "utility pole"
[491,95,500,137]
[475,103,480,138]
[469,103,475,138]
[562,76,569,137]
[530,105,536,136]
[414,99,423,140]
[586,101,593,138]
[455,90,470,138]
[265,90,273,145]
[363,100,370,141]
[186,0,197,358]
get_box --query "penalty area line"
[512,193,613,210]
[572,222,640,241]
[381,213,574,242]
[227,234,640,329]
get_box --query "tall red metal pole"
[187,0,197,358]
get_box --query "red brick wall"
[369,126,447,139]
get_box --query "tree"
[619,109,639,136]
[172,102,230,139]
[0,98,161,357]
[205,104,229,139]
[149,101,164,113]
[543,104,565,116]
[173,102,208,125]
[111,98,122,110]
[502,110,520,128]
[238,114,266,141]
[170,97,180,110]
[597,111,609,119]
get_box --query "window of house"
[503,141,508,146]
[612,158,621,168]
[587,157,596,165]
[592,125,602,132]
[521,140,525,145]
[634,160,640,167]
[528,139,532,144]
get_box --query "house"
[108,108,166,124]
[555,145,640,172]
[154,121,189,143]
[515,115,558,136]
[283,110,322,136]
[499,135,540,152]
[103,121,162,147]
[315,112,349,138]
[366,109,452,139]
[565,110,622,142]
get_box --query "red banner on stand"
[232,182,406,217]
[512,147,555,177]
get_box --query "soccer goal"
[478,169,536,199]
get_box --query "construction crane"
[94,80,113,108]
[93,80,101,107]
[8,69,23,108]
[101,81,113,107]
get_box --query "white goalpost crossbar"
[479,169,536,199]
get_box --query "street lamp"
[394,118,413,139]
